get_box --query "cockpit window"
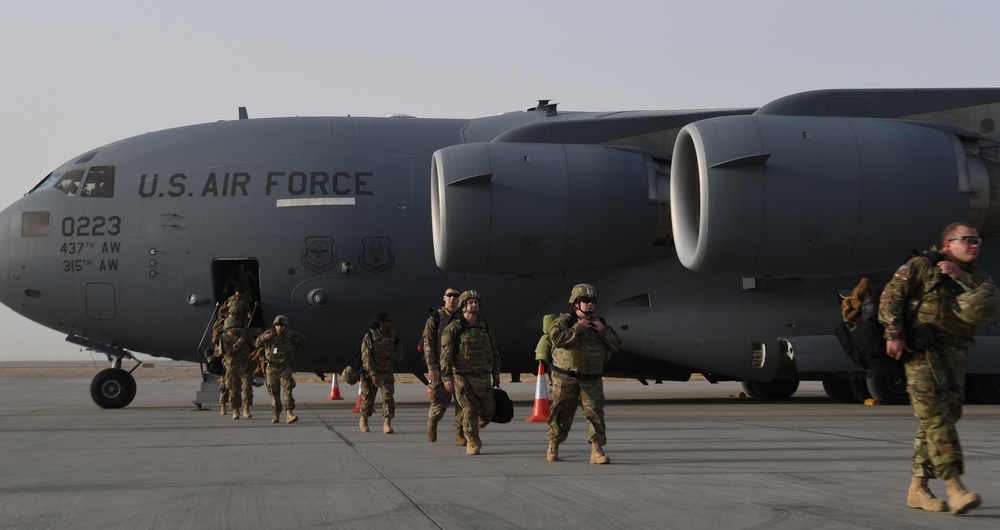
[27,166,115,197]
[53,169,85,196]
[81,166,114,198]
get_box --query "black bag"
[492,387,514,423]
[835,250,947,374]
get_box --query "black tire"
[866,370,908,405]
[740,380,760,398]
[748,380,799,400]
[90,368,137,409]
[850,377,872,402]
[822,376,860,403]
[970,374,1000,404]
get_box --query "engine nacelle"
[431,142,663,274]
[671,115,1000,277]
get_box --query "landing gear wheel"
[850,377,871,402]
[865,370,908,405]
[748,380,799,399]
[970,374,1000,404]
[90,368,137,409]
[740,381,760,398]
[822,376,860,403]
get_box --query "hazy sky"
[2,0,998,361]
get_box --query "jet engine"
[431,142,667,274]
[671,115,1000,277]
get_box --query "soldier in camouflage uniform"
[878,222,992,515]
[255,315,306,424]
[359,313,404,434]
[423,285,465,444]
[441,290,501,455]
[547,284,622,464]
[224,290,253,328]
[211,317,255,420]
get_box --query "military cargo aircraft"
[3,88,1000,408]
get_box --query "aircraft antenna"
[238,107,249,120]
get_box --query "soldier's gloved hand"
[492,375,500,387]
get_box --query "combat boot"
[286,410,298,424]
[383,417,393,434]
[907,477,947,512]
[271,413,279,424]
[220,403,227,416]
[359,416,370,433]
[232,409,240,420]
[590,443,610,465]
[427,417,439,442]
[242,404,252,419]
[546,440,559,462]
[466,434,482,455]
[945,477,981,515]
[455,426,467,446]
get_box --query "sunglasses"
[578,297,597,304]
[948,236,982,246]
[444,293,460,298]
[275,323,286,327]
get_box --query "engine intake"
[671,115,1000,277]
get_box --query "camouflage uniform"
[215,325,255,416]
[224,293,251,328]
[547,312,622,448]
[423,307,463,433]
[441,316,500,441]
[255,318,306,420]
[360,328,404,420]
[878,252,991,480]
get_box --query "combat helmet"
[273,315,289,326]
[340,365,359,386]
[458,290,481,309]
[954,283,1000,325]
[569,284,598,304]
[223,317,238,329]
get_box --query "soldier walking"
[546,284,622,464]
[255,315,306,424]
[211,317,255,419]
[423,286,465,444]
[879,221,998,515]
[359,313,404,434]
[441,290,501,455]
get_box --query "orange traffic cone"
[326,374,343,400]
[351,384,362,413]
[526,361,551,422]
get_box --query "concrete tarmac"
[2,365,999,529]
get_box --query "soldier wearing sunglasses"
[546,284,622,464]
[879,222,994,515]
[422,286,465,444]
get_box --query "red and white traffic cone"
[526,361,551,422]
[326,374,343,400]
[351,383,362,413]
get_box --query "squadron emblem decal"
[359,237,396,274]
[301,237,338,274]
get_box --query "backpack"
[492,387,514,423]
[835,250,945,374]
